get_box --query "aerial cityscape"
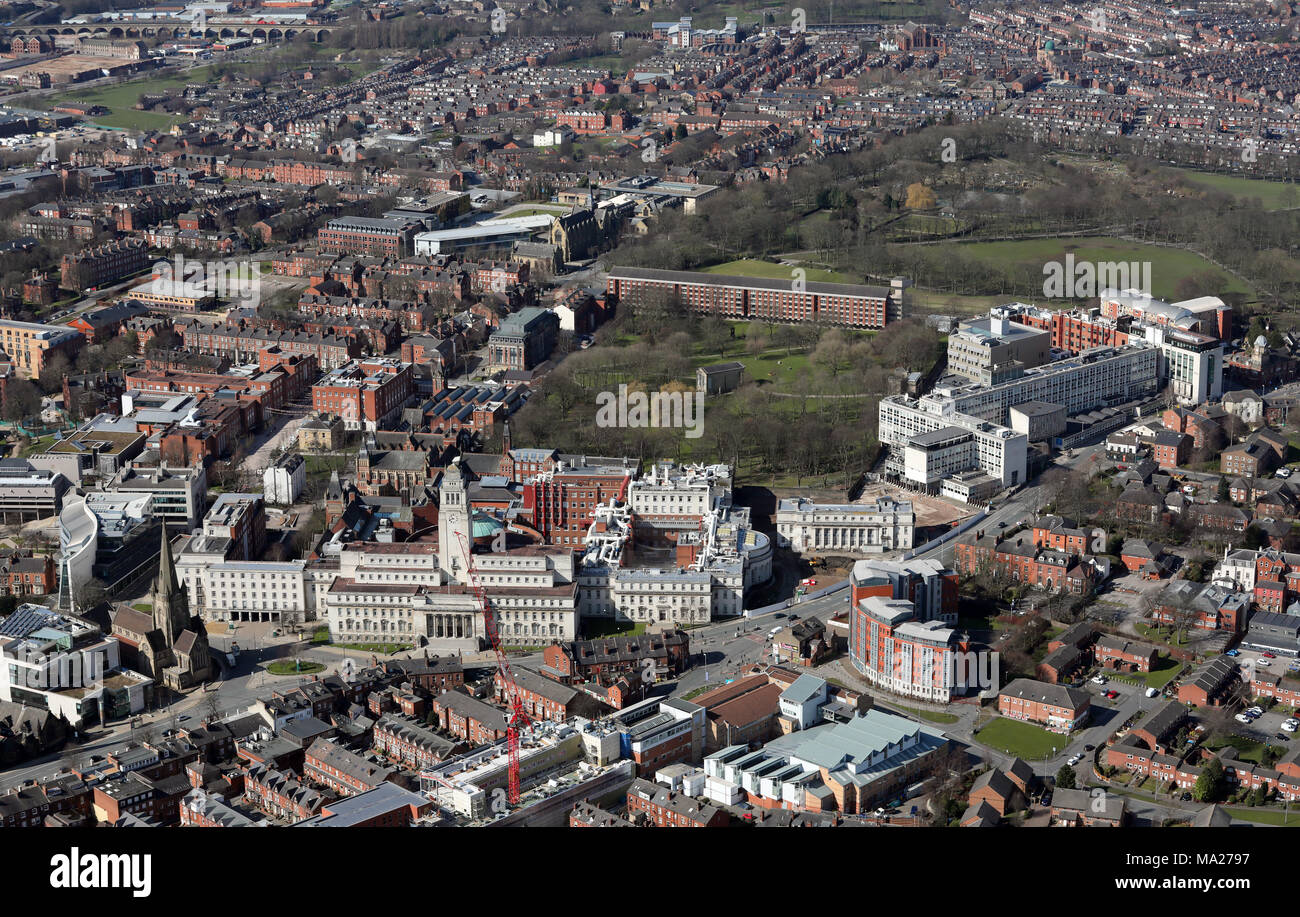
[0,0,1297,871]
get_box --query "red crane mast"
[456,531,530,804]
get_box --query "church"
[111,524,215,693]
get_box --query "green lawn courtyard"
[976,717,1070,760]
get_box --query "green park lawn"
[909,236,1253,301]
[1168,168,1300,211]
[977,717,1068,760]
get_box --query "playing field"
[912,236,1253,301]
[1168,168,1300,211]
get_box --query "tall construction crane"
[456,531,531,804]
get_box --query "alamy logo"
[792,7,806,33]
[50,848,151,898]
[595,383,705,439]
[340,138,358,163]
[947,650,999,690]
[151,255,261,308]
[490,8,506,34]
[1042,254,1151,299]
[6,648,103,691]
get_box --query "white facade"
[1213,548,1258,593]
[627,462,730,519]
[1143,324,1224,406]
[880,395,1028,488]
[262,452,305,506]
[321,540,577,648]
[176,548,311,624]
[775,496,915,554]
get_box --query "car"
[1181,792,1193,801]
[1284,721,1299,733]
[1236,713,1254,724]
[1040,790,1053,806]
[1091,675,1108,685]
[178,714,191,722]
[1258,659,1272,667]
[1084,744,1095,751]
[1146,687,1160,698]
[1225,649,1241,657]
[1067,754,1081,766]
[1278,468,1293,478]
[1105,690,1119,699]
[1263,652,1277,659]
[1278,733,1293,742]
[1247,706,1265,716]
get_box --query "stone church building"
[111,525,215,692]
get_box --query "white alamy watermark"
[151,254,261,309]
[4,647,104,691]
[595,383,704,439]
[50,848,151,897]
[947,649,1000,691]
[1042,254,1151,299]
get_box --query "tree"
[2,379,41,422]
[145,329,182,353]
[905,182,937,210]
[1193,756,1224,802]
[1055,763,1077,789]
[36,352,70,395]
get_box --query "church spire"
[152,520,189,645]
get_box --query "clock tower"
[439,456,471,583]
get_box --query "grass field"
[40,68,215,130]
[1206,734,1270,765]
[581,619,648,639]
[884,703,960,725]
[1221,806,1300,825]
[1107,657,1183,691]
[702,258,858,285]
[1169,168,1300,211]
[976,717,1069,760]
[909,236,1254,301]
[33,58,381,131]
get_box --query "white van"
[1145,687,1159,698]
